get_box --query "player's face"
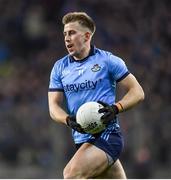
[63,22,87,58]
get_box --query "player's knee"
[63,163,88,179]
[63,164,73,179]
[112,160,127,179]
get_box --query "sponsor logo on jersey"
[63,79,102,92]
[91,64,101,72]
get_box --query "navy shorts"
[75,128,124,164]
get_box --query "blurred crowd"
[0,0,170,178]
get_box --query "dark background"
[0,0,171,178]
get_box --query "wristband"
[115,102,124,112]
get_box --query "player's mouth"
[67,44,74,51]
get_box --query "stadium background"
[0,0,170,178]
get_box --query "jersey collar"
[69,45,96,63]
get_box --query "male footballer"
[48,12,144,178]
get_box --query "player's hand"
[66,115,86,133]
[97,101,119,125]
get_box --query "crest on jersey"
[91,64,101,72]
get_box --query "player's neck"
[74,44,91,60]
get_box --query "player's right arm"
[48,61,85,133]
[48,91,68,124]
[48,91,85,133]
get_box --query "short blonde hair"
[62,12,96,34]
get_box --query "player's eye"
[63,32,66,37]
[63,31,75,36]
[69,30,76,35]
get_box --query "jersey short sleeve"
[49,61,63,91]
[107,53,129,82]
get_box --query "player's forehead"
[63,21,86,33]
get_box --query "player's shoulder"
[95,47,111,56]
[95,47,123,62]
[50,55,70,75]
[53,54,69,67]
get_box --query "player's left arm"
[116,73,145,112]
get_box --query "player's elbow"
[49,111,54,120]
[49,108,56,121]
[137,87,145,103]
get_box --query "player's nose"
[65,34,71,42]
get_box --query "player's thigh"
[95,159,127,179]
[63,142,108,178]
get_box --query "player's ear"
[84,32,91,42]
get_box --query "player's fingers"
[77,126,86,134]
[97,100,108,107]
[70,115,77,122]
[101,112,111,119]
[98,107,108,113]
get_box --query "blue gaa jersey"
[49,46,129,144]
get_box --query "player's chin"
[68,50,75,56]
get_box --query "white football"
[76,101,106,134]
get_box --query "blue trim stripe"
[116,71,130,82]
[106,126,115,140]
[48,88,64,92]
[101,127,113,141]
